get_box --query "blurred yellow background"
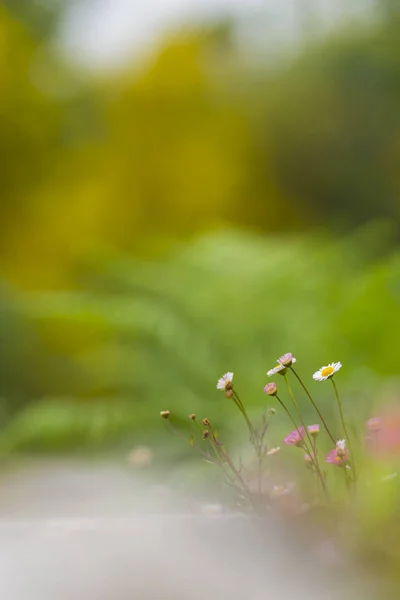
[0,0,399,457]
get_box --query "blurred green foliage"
[0,227,399,454]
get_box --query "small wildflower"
[160,410,170,420]
[189,413,196,421]
[270,483,294,498]
[202,418,210,426]
[267,407,276,416]
[278,353,297,367]
[308,424,320,437]
[270,485,289,498]
[264,382,277,396]
[202,430,210,440]
[267,446,280,456]
[267,363,287,377]
[216,372,234,391]
[284,427,305,447]
[367,417,382,432]
[326,439,348,466]
[267,354,298,377]
[313,362,342,381]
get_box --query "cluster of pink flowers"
[284,425,349,467]
[326,440,349,466]
[284,424,320,447]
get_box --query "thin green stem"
[220,446,254,504]
[276,393,326,495]
[165,422,216,462]
[275,395,303,439]
[331,378,357,480]
[290,367,336,444]
[233,391,260,456]
[283,375,315,452]
[282,376,328,498]
[258,454,263,496]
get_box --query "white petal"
[267,366,279,376]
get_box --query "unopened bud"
[160,410,170,420]
[202,418,210,426]
[189,413,196,421]
[308,424,320,437]
[264,382,277,396]
[267,407,276,416]
[202,430,210,440]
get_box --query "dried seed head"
[202,418,210,426]
[202,430,210,440]
[189,413,197,421]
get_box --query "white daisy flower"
[216,372,234,391]
[313,362,342,381]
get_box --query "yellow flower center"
[321,366,335,378]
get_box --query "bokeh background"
[0,0,400,470]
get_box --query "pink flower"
[278,353,296,367]
[308,424,320,437]
[284,427,305,446]
[264,382,277,396]
[326,439,349,466]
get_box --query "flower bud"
[202,430,210,440]
[189,413,196,421]
[267,407,276,416]
[308,424,320,437]
[202,418,210,426]
[160,410,170,420]
[264,382,277,396]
